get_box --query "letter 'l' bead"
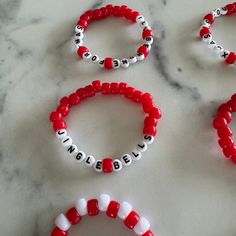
[131,149,142,161]
[55,214,71,231]
[137,141,148,152]
[118,201,132,220]
[56,129,67,139]
[98,194,111,211]
[85,155,96,166]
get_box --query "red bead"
[218,137,234,148]
[231,155,236,164]
[131,11,141,22]
[217,111,232,123]
[77,46,89,58]
[101,83,111,95]
[51,227,68,236]
[142,29,154,39]
[226,4,235,15]
[84,10,93,22]
[124,211,140,229]
[80,14,90,22]
[93,9,102,20]
[203,13,214,25]
[199,27,211,38]
[110,82,119,94]
[124,87,135,99]
[106,201,120,218]
[87,199,99,216]
[57,105,70,116]
[223,145,236,158]
[113,6,121,17]
[50,111,62,122]
[137,45,149,58]
[106,4,114,15]
[104,58,114,70]
[77,19,88,30]
[228,99,236,112]
[124,8,133,20]
[143,100,155,113]
[53,120,67,131]
[118,82,127,94]
[218,103,232,112]
[102,158,113,173]
[76,88,87,100]
[143,125,157,136]
[100,7,108,18]
[120,5,128,16]
[140,93,153,105]
[217,126,233,138]
[132,90,143,102]
[60,97,70,107]
[231,93,236,101]
[69,93,80,106]
[212,117,227,129]
[84,85,95,97]
[225,52,236,64]
[92,80,101,93]
[66,207,81,225]
[142,230,155,236]
[144,116,158,127]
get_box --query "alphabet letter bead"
[94,160,102,172]
[121,154,132,166]
[137,141,148,152]
[75,151,86,162]
[113,159,122,172]
[131,149,142,161]
[62,136,73,147]
[67,144,78,156]
[85,155,96,166]
[56,129,67,139]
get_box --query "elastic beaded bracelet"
[74,4,154,70]
[49,80,162,174]
[199,3,236,65]
[51,194,155,236]
[212,93,236,164]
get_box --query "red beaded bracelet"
[75,4,154,70]
[199,3,236,65]
[51,194,155,236]
[213,93,236,164]
[49,80,161,174]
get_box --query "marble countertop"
[1,0,236,235]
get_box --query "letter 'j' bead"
[55,214,71,231]
[56,129,67,139]
[131,149,142,161]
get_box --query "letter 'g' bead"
[75,151,86,162]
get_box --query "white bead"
[201,19,210,28]
[143,135,154,144]
[61,136,72,147]
[76,198,87,216]
[136,15,145,23]
[134,217,150,235]
[98,59,105,68]
[94,160,102,172]
[144,36,154,45]
[121,58,129,68]
[75,25,84,33]
[131,149,142,161]
[220,7,228,15]
[90,54,99,63]
[66,144,78,156]
[129,56,137,64]
[214,45,224,58]
[220,50,230,60]
[74,32,84,39]
[55,214,71,231]
[137,141,148,152]
[137,53,145,61]
[139,20,149,29]
[82,52,92,61]
[143,26,151,31]
[118,201,132,220]
[75,151,86,162]
[113,159,123,172]
[113,59,121,69]
[121,154,132,166]
[213,8,221,17]
[75,38,83,47]
[56,129,67,139]
[85,155,95,167]
[98,194,111,211]
[202,34,212,44]
[208,40,217,49]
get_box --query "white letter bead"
[134,217,150,235]
[75,38,83,47]
[220,7,228,15]
[131,149,142,161]
[82,52,92,60]
[202,34,212,44]
[61,136,72,147]
[213,8,221,17]
[98,59,105,68]
[75,151,86,162]
[55,214,71,231]
[118,201,132,220]
[113,59,121,69]
[85,155,95,166]
[75,25,84,33]
[121,154,132,166]
[66,144,78,156]
[220,50,230,60]
[121,58,129,68]
[137,141,148,152]
[90,55,99,63]
[143,135,154,144]
[208,40,217,49]
[136,15,145,23]
[98,194,111,211]
[94,160,102,172]
[56,129,67,139]
[113,159,123,172]
[139,20,149,28]
[137,53,145,61]
[129,56,137,64]
[74,32,84,39]
[76,198,88,216]
[145,36,154,45]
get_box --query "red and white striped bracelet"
[75,4,154,70]
[51,194,155,236]
[49,80,161,174]
[199,3,236,65]
[213,93,236,164]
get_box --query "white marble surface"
[1,0,236,235]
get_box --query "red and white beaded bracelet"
[75,4,154,70]
[199,3,236,65]
[49,80,161,174]
[51,194,155,236]
[213,93,236,164]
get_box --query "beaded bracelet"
[75,4,154,70]
[51,194,154,236]
[199,3,236,65]
[49,80,161,174]
[213,93,236,164]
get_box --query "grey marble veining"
[0,0,236,235]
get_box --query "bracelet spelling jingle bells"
[199,3,236,65]
[51,194,155,236]
[213,93,236,164]
[74,4,154,70]
[49,80,162,174]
